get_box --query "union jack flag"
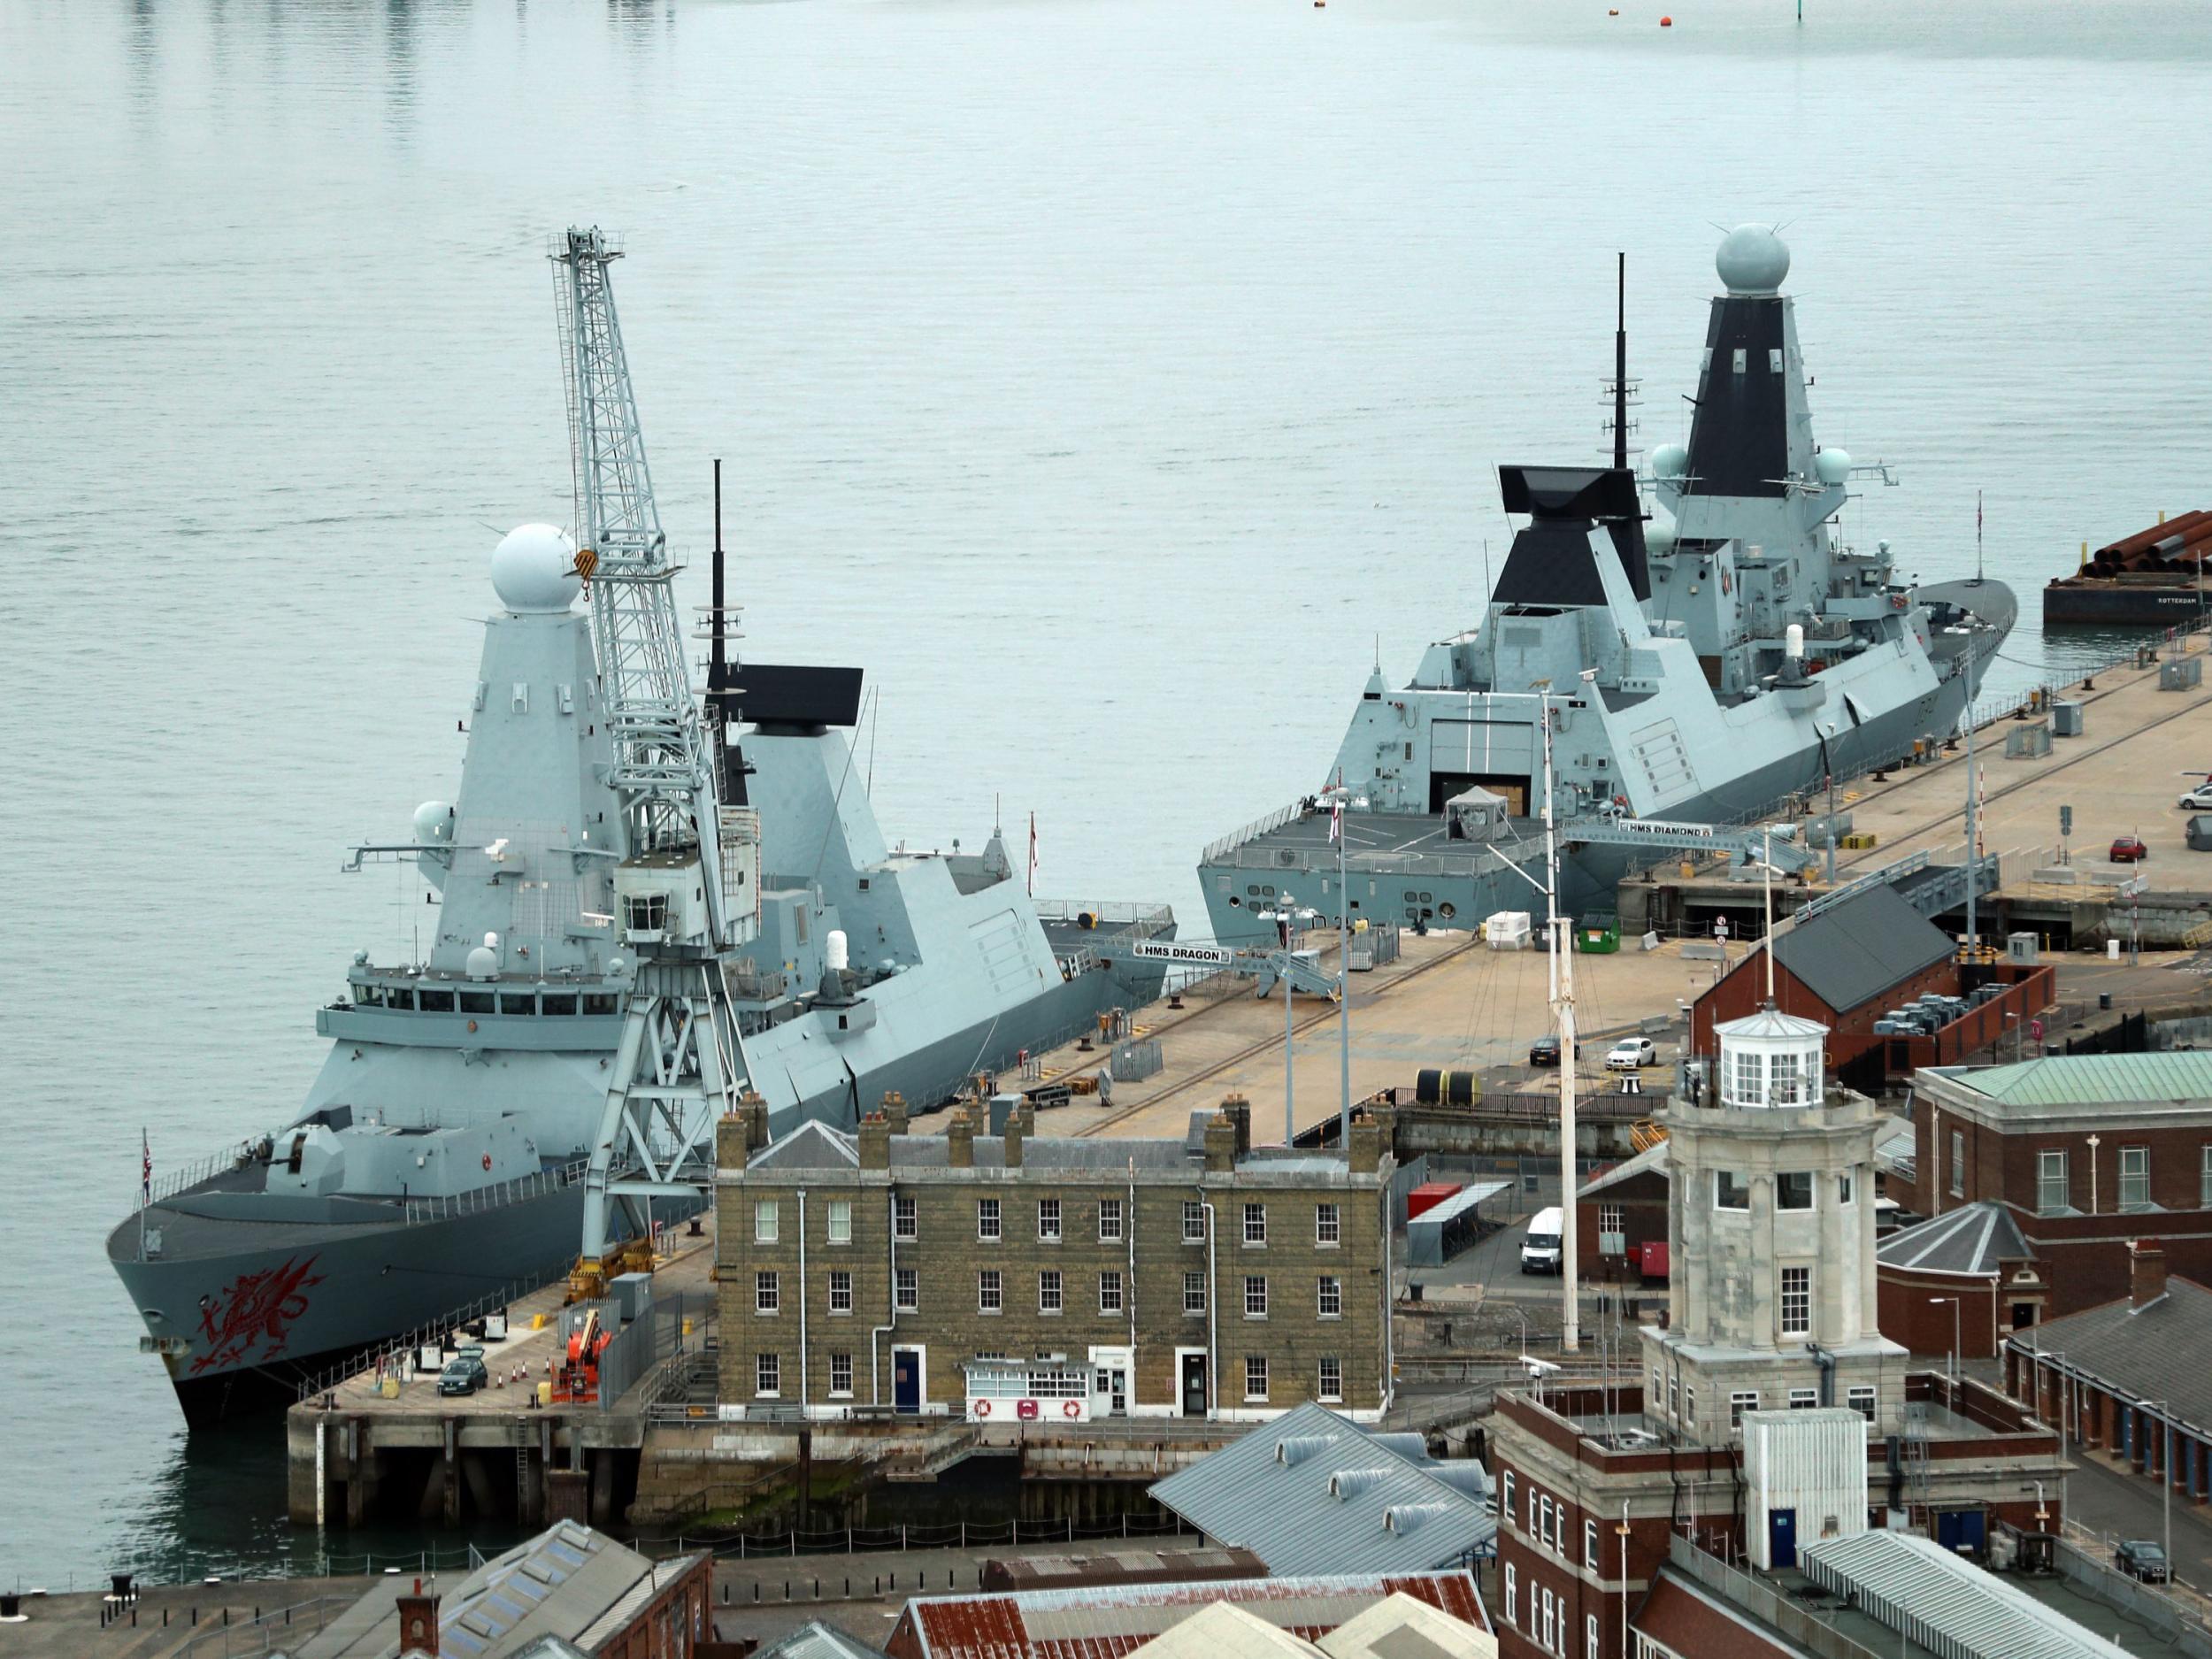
[142,1129,151,1207]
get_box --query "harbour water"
[3,0,2208,1589]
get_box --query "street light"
[1930,1296,1962,1381]
[2086,1134,2102,1217]
[2141,1396,2174,1579]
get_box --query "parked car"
[1528,1034,1561,1068]
[1605,1036,1657,1071]
[2116,1540,2170,1583]
[2109,834,2150,864]
[437,1354,488,1396]
[2180,784,2212,810]
[1520,1207,1564,1275]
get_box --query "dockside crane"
[555,227,763,1261]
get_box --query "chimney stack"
[2130,1240,2169,1311]
[881,1092,909,1136]
[858,1111,891,1171]
[396,1578,442,1655]
[1222,1094,1252,1156]
[948,1110,975,1169]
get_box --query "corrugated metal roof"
[1877,1202,2032,1276]
[756,1620,895,1659]
[2016,1276,2212,1435]
[1798,1530,2133,1659]
[1406,1182,1512,1231]
[1147,1402,1494,1578]
[1579,1141,1668,1200]
[1767,883,1953,1015]
[1943,1052,2212,1109]
[895,1570,1488,1659]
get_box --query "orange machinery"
[553,1307,613,1404]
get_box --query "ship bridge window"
[384,988,416,1011]
[459,991,495,1014]
[418,989,456,1013]
[624,895,668,934]
[353,984,383,1006]
[499,994,537,1016]
[583,993,618,1016]
[541,993,578,1016]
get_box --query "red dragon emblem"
[190,1256,324,1374]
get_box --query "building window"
[1038,1198,1062,1241]
[978,1269,1002,1313]
[1669,1377,1679,1417]
[1587,1614,1599,1659]
[1505,1563,1517,1624]
[1778,1171,1814,1210]
[1651,1367,1663,1406]
[756,1352,780,1398]
[2202,1146,2212,1209]
[829,1352,853,1398]
[828,1270,852,1314]
[1849,1385,1878,1422]
[895,1267,917,1311]
[756,1271,780,1315]
[1040,1270,1063,1314]
[1584,1517,1598,1568]
[1949,1129,1965,1197]
[1244,1202,1267,1246]
[1540,1494,1554,1548]
[1245,1276,1268,1318]
[754,1200,779,1243]
[1245,1355,1269,1401]
[1685,1384,1696,1425]
[1838,1173,1854,1206]
[1790,1388,1819,1410]
[1502,1469,1516,1522]
[1318,1276,1341,1317]
[1317,1202,1340,1246]
[1099,1197,1124,1241]
[1183,1271,1206,1316]
[1730,1390,1759,1429]
[2039,1149,2070,1215]
[978,1197,1001,1240]
[1319,1356,1342,1402]
[1599,1202,1624,1240]
[894,1195,917,1240]
[1541,1589,1555,1652]
[2120,1146,2150,1210]
[1716,1171,1750,1210]
[826,1199,852,1244]
[1780,1265,1810,1336]
[1099,1270,1124,1313]
[1183,1200,1206,1243]
[1728,1047,1764,1108]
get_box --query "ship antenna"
[710,457,726,688]
[1612,251,1628,472]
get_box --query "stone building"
[712,1095,1394,1423]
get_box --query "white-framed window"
[1183,1200,1206,1243]
[2202,1147,2212,1209]
[1245,1276,1268,1317]
[1728,1047,1764,1107]
[1587,1613,1599,1659]
[1183,1271,1206,1315]
[1599,1202,1624,1238]
[1541,1588,1555,1652]
[756,1351,780,1398]
[894,1194,918,1240]
[1789,1387,1819,1410]
[1504,1562,1517,1625]
[1317,1276,1341,1317]
[1730,1390,1759,1429]
[756,1271,779,1314]
[1778,1171,1814,1210]
[1950,1128,1965,1197]
[1037,1197,1061,1240]
[1584,1517,1598,1568]
[829,1352,853,1398]
[1039,1270,1063,1314]
[828,1270,852,1314]
[1540,1494,1554,1548]
[754,1200,779,1243]
[1099,1197,1124,1241]
[1245,1355,1269,1401]
[1838,1173,1854,1205]
[1099,1270,1124,1313]
[1780,1265,1811,1337]
[1318,1356,1342,1402]
[2121,1145,2150,1210]
[1685,1384,1697,1425]
[895,1267,917,1311]
[1650,1367,1663,1407]
[1502,1468,1516,1522]
[1849,1384,1878,1422]
[2039,1148,2070,1215]
[826,1199,852,1244]
[1244,1202,1267,1246]
[1316,1202,1340,1245]
[1770,1048,1804,1107]
[978,1197,1001,1240]
[978,1269,1002,1314]
[1669,1377,1679,1417]
[1717,1171,1750,1210]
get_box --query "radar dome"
[1645,515,1678,557]
[1716,224,1790,296]
[465,944,499,980]
[1650,443,1689,480]
[413,801,455,844]
[1814,448,1852,487]
[490,524,582,614]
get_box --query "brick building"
[1913,1051,2212,1317]
[1874,1201,2048,1359]
[1574,1142,1668,1285]
[713,1095,1394,1422]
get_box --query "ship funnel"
[1786,624,1805,659]
[826,929,849,973]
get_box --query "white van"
[1520,1206,1564,1274]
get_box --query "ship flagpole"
[139,1128,150,1259]
[1540,687,1579,1355]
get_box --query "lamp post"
[2142,1396,2173,1578]
[1930,1296,1962,1381]
[2087,1134,2101,1217]
[1322,785,1368,1150]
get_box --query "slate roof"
[1578,1141,1668,1200]
[1767,883,1952,1015]
[756,1621,895,1659]
[1799,1529,2134,1659]
[1148,1402,1495,1578]
[1127,1601,1325,1659]
[748,1127,1333,1176]
[1933,1052,2212,1111]
[1318,1592,1499,1659]
[2013,1275,2212,1435]
[1877,1202,2033,1277]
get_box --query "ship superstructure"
[1200,227,2015,946]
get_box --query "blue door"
[1769,1509,1798,1571]
[893,1348,921,1414]
[1935,1509,1986,1556]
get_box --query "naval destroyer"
[1199,226,2016,946]
[110,239,1172,1425]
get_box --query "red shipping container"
[1637,1240,1671,1280]
[1406,1181,1463,1220]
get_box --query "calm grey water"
[4,0,2208,1587]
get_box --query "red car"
[2110,835,2150,864]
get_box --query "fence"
[1666,1533,1890,1659]
[595,1291,712,1410]
[293,1254,578,1402]
[2052,1532,2212,1658]
[169,1594,357,1658]
[644,1509,1198,1563]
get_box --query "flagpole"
[1335,787,1351,1149]
[140,1128,150,1260]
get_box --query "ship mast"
[1541,689,1580,1355]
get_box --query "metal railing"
[1666,1533,1890,1659]
[292,1253,577,1402]
[594,1292,710,1410]
[148,1141,257,1204]
[401,1158,590,1225]
[174,1594,356,1659]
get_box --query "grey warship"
[1200,227,2016,945]
[109,239,1171,1425]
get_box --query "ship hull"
[2044,581,2211,626]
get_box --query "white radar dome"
[465,944,500,979]
[413,801,455,844]
[1650,443,1689,480]
[1814,448,1853,487]
[1716,224,1791,296]
[1645,515,1678,557]
[490,524,582,614]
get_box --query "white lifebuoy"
[974,1399,992,1418]
[1063,1400,1081,1419]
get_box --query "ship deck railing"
[292,1252,580,1403]
[400,1156,592,1225]
[1034,898,1175,932]
[147,1141,260,1205]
